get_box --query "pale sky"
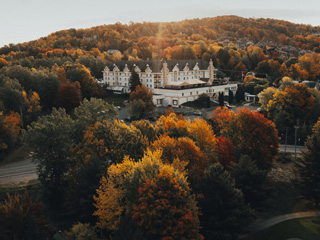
[1,0,320,47]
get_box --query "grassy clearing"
[104,93,129,107]
[182,100,219,109]
[246,217,320,240]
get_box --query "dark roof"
[108,60,209,72]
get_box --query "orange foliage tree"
[94,150,202,239]
[54,81,81,112]
[132,168,203,240]
[211,107,279,169]
[150,135,207,187]
[129,84,154,118]
[0,112,21,154]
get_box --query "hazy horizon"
[1,0,320,47]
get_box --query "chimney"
[163,61,168,87]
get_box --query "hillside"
[0,16,320,114]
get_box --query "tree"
[198,164,254,240]
[64,63,101,99]
[0,193,53,240]
[0,111,21,158]
[129,69,141,92]
[297,119,320,206]
[212,107,279,169]
[54,81,81,113]
[218,92,224,106]
[150,135,207,188]
[94,151,203,239]
[64,222,99,240]
[73,98,118,141]
[129,85,154,118]
[235,85,245,103]
[73,120,148,165]
[131,168,203,240]
[228,90,234,105]
[0,78,25,114]
[214,136,236,169]
[0,58,8,69]
[197,93,210,108]
[23,108,75,207]
[231,155,269,208]
[131,120,158,142]
[265,83,315,132]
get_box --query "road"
[279,144,306,153]
[0,158,37,185]
[242,211,319,237]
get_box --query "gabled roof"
[108,60,209,72]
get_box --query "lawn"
[182,100,219,109]
[104,93,129,107]
[246,217,320,240]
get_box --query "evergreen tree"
[198,163,254,240]
[228,89,234,105]
[219,92,224,106]
[297,120,320,207]
[129,69,141,92]
[235,85,245,103]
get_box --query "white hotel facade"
[99,59,237,107]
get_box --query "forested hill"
[1,15,320,113]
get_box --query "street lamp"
[294,125,300,161]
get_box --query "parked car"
[194,111,201,116]
[116,106,121,110]
[124,116,131,122]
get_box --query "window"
[173,100,178,105]
[182,93,184,96]
[190,92,192,95]
[196,91,198,95]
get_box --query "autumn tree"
[156,112,187,138]
[0,58,8,69]
[94,151,203,239]
[64,222,99,240]
[212,107,279,169]
[64,63,101,99]
[0,111,21,157]
[73,98,118,141]
[54,81,81,112]
[214,136,236,169]
[131,119,158,142]
[132,168,203,240]
[0,192,53,240]
[129,84,154,119]
[264,83,315,134]
[73,120,148,165]
[22,90,41,124]
[150,135,207,188]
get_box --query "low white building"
[98,59,237,107]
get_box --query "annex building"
[98,59,237,107]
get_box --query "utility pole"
[285,127,288,153]
[294,125,300,161]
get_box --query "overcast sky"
[1,0,320,47]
